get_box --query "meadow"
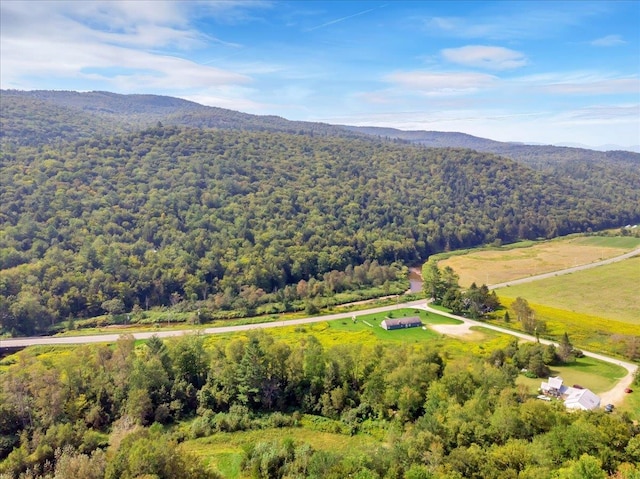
[496,256,640,325]
[438,234,640,287]
[182,420,384,479]
[433,233,638,362]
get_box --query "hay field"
[497,256,640,325]
[439,235,640,287]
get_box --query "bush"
[212,405,253,433]
[267,412,297,429]
[189,415,214,439]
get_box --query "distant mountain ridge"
[3,89,638,168]
[555,142,640,153]
[342,126,640,169]
[0,89,364,148]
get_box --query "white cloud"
[543,77,639,95]
[315,106,638,148]
[590,34,626,47]
[441,45,527,70]
[385,71,498,95]
[0,0,253,92]
[564,104,640,121]
[423,3,607,40]
[355,90,396,105]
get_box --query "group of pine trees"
[421,260,500,318]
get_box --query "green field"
[497,256,640,325]
[570,235,640,249]
[618,387,640,417]
[182,421,385,479]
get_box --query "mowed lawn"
[199,309,461,351]
[439,235,640,287]
[497,256,640,325]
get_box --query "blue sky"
[1,1,639,148]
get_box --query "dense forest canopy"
[1,91,640,335]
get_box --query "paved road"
[2,297,636,405]
[2,249,638,405]
[0,300,426,348]
[5,247,638,349]
[489,247,640,290]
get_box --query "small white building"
[541,376,565,397]
[540,376,601,411]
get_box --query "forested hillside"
[2,121,640,335]
[0,90,359,148]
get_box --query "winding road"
[2,248,638,405]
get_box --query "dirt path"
[599,368,635,407]
[429,323,477,338]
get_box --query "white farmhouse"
[540,376,601,411]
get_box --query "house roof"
[381,317,422,327]
[564,388,601,410]
[540,376,600,410]
[548,377,564,389]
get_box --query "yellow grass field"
[439,235,640,287]
[497,257,640,325]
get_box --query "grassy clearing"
[200,309,461,351]
[195,310,514,362]
[182,423,384,479]
[438,234,639,287]
[52,294,415,338]
[515,356,627,395]
[491,298,638,358]
[496,256,640,325]
[440,326,515,359]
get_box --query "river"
[409,267,423,293]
